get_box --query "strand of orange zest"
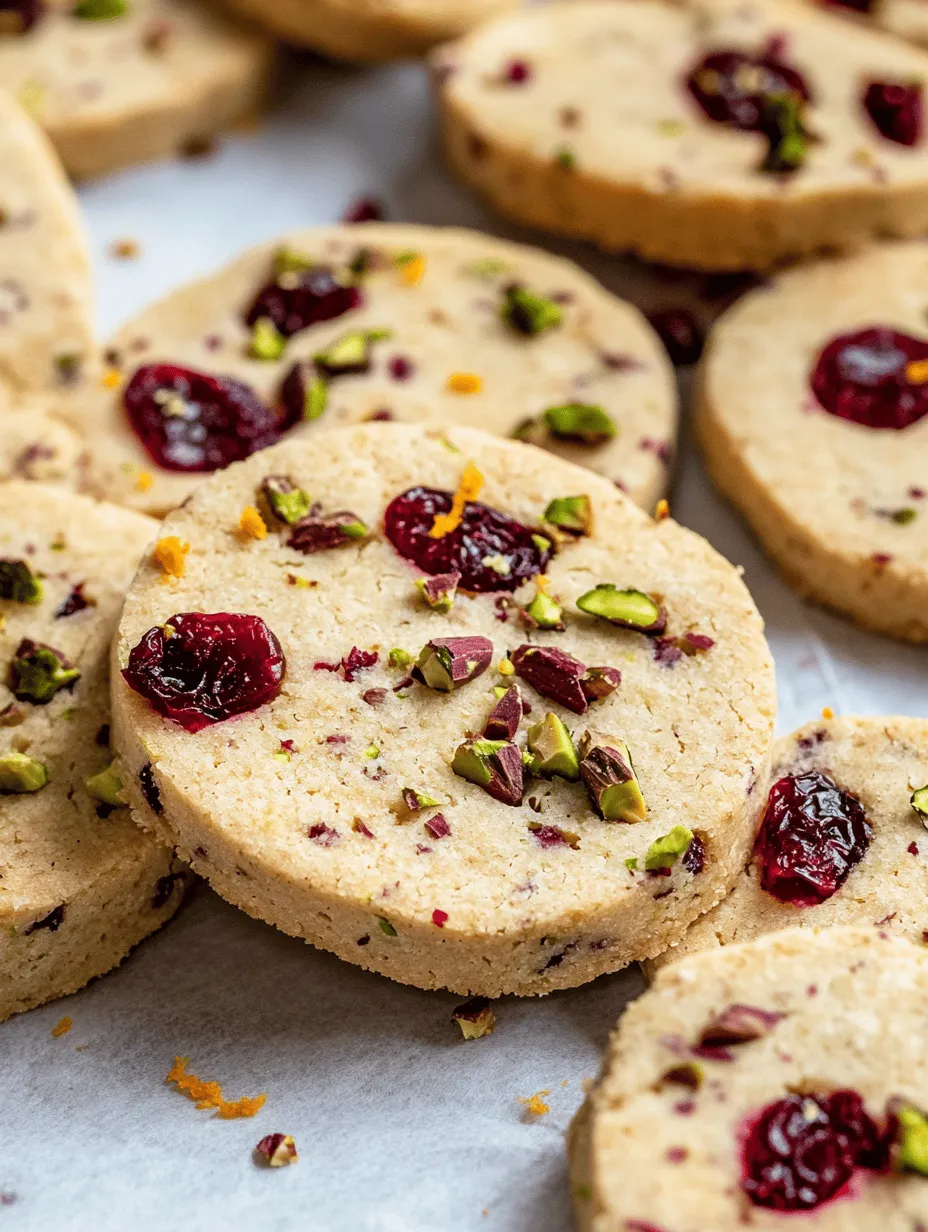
[429,461,484,539]
[166,1056,267,1119]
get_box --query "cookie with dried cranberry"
[110,422,774,996]
[74,223,677,518]
[436,0,928,272]
[0,0,271,180]
[700,242,928,641]
[646,716,928,978]
[570,927,928,1230]
[0,482,186,1022]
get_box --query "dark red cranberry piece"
[863,82,922,147]
[811,328,928,430]
[0,0,42,33]
[24,905,64,935]
[742,1090,889,1210]
[245,268,362,339]
[54,584,90,618]
[152,872,185,909]
[383,486,551,593]
[682,833,705,874]
[503,58,531,84]
[139,763,163,814]
[122,612,285,733]
[755,770,871,906]
[341,197,384,224]
[124,364,284,473]
[388,355,414,381]
[687,47,810,132]
[647,308,704,366]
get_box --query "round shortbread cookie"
[646,715,928,977]
[73,224,677,517]
[807,0,928,51]
[218,0,516,62]
[111,422,775,996]
[570,928,928,1229]
[699,242,928,642]
[0,483,186,1023]
[435,0,928,272]
[0,0,272,180]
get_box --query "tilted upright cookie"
[0,483,186,1022]
[436,0,928,271]
[111,423,775,996]
[571,928,928,1229]
[647,715,928,975]
[74,224,676,516]
[699,241,928,641]
[0,0,272,179]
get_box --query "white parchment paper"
[1,52,926,1232]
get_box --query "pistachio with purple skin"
[261,475,313,525]
[415,570,461,613]
[526,712,579,780]
[9,639,80,704]
[0,559,43,605]
[451,996,496,1039]
[483,683,524,741]
[576,585,667,635]
[413,635,493,693]
[287,509,368,553]
[579,731,646,822]
[510,644,620,714]
[402,787,441,812]
[451,737,523,806]
[699,1005,786,1047]
[580,664,622,702]
[279,363,328,423]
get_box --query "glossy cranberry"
[341,197,384,224]
[755,770,871,906]
[139,763,163,814]
[687,46,810,131]
[811,328,928,430]
[124,364,285,473]
[682,833,705,874]
[122,612,285,733]
[742,1090,889,1210]
[648,308,704,366]
[0,0,42,33]
[245,268,362,339]
[863,82,922,147]
[383,486,551,593]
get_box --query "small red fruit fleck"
[432,909,448,928]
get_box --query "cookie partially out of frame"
[571,928,928,1231]
[74,224,677,517]
[111,422,774,997]
[0,0,272,180]
[810,0,928,51]
[0,483,186,1022]
[436,0,928,271]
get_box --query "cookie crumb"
[51,1016,72,1038]
[109,238,141,261]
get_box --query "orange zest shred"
[447,372,482,395]
[906,359,928,384]
[101,368,122,390]
[822,706,835,720]
[429,461,484,539]
[517,1089,551,1117]
[154,536,190,582]
[136,471,154,493]
[51,1016,72,1038]
[401,254,426,286]
[238,505,267,540]
[166,1056,267,1120]
[654,498,670,521]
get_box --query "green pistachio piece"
[544,495,593,537]
[415,571,460,614]
[85,763,125,806]
[452,737,523,806]
[378,917,397,937]
[403,788,441,810]
[273,245,314,276]
[531,533,552,553]
[897,1105,928,1175]
[501,285,563,336]
[543,404,617,445]
[555,146,577,170]
[73,0,127,18]
[0,559,43,605]
[624,857,638,870]
[388,648,413,670]
[10,640,80,704]
[0,751,48,793]
[644,825,694,871]
[313,330,370,375]
[892,508,918,525]
[526,713,580,781]
[525,587,564,631]
[576,585,666,634]
[760,92,807,174]
[911,785,928,821]
[579,732,646,823]
[261,475,312,525]
[304,376,329,421]
[250,316,286,361]
[467,258,508,280]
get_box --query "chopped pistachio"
[897,1105,928,1175]
[0,751,48,793]
[402,788,441,811]
[73,0,127,18]
[531,533,552,553]
[10,640,80,704]
[249,316,286,361]
[579,732,646,822]
[378,917,397,937]
[527,713,580,781]
[912,785,928,824]
[543,404,616,445]
[273,245,314,277]
[624,857,638,870]
[451,996,496,1039]
[525,586,564,631]
[576,585,666,634]
[415,571,460,613]
[892,508,918,525]
[484,684,524,741]
[413,636,493,692]
[467,257,508,279]
[0,559,43,605]
[388,647,413,670]
[304,375,329,420]
[85,762,125,807]
[364,743,380,760]
[544,495,593,537]
[314,329,387,377]
[554,145,576,170]
[255,1134,299,1168]
[452,738,524,806]
[261,475,312,526]
[501,285,563,336]
[644,825,694,871]
[760,92,807,174]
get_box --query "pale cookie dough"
[435,0,928,272]
[0,0,272,180]
[647,715,928,977]
[75,224,677,517]
[570,928,928,1230]
[809,0,928,51]
[699,242,928,642]
[0,483,186,1022]
[111,423,775,996]
[218,0,516,62]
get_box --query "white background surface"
[1,49,927,1232]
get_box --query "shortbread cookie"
[814,0,928,51]
[0,0,272,180]
[436,0,928,272]
[0,483,186,1022]
[74,224,676,517]
[111,423,775,996]
[647,716,928,977]
[570,928,928,1230]
[218,0,515,62]
[699,242,928,642]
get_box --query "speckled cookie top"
[579,928,928,1230]
[113,423,774,944]
[76,224,676,516]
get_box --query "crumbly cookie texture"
[111,422,774,997]
[75,223,676,517]
[808,0,928,49]
[571,928,928,1231]
[1,0,272,180]
[217,0,516,62]
[435,0,928,272]
[699,242,928,642]
[0,483,186,1023]
[646,715,928,976]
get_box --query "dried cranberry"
[754,771,871,906]
[388,355,414,381]
[647,308,704,366]
[54,584,90,618]
[0,0,42,33]
[682,833,705,874]
[687,47,810,132]
[742,1090,889,1210]
[341,197,384,224]
[503,59,531,84]
[811,328,928,430]
[152,872,184,909]
[139,762,162,814]
[124,364,285,473]
[245,268,362,339]
[863,82,922,147]
[383,487,550,593]
[123,612,285,733]
[24,905,64,935]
